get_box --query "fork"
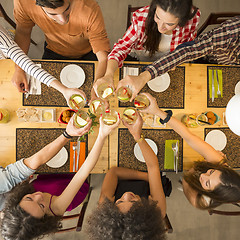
[215,70,221,97]
[72,143,77,172]
[172,143,177,172]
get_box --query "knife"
[76,139,80,171]
[212,70,215,102]
[175,141,179,174]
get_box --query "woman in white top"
[0,25,85,102]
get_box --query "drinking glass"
[89,99,105,117]
[73,110,89,128]
[69,94,86,110]
[134,94,150,109]
[117,86,132,102]
[97,83,113,99]
[122,107,137,124]
[102,109,118,125]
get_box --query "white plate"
[147,73,170,92]
[205,130,227,151]
[234,81,240,95]
[46,147,68,168]
[60,64,85,88]
[134,139,158,162]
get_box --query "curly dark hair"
[1,181,62,240]
[183,160,240,210]
[86,198,166,240]
[36,0,65,9]
[144,0,196,57]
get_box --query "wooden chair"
[164,214,173,233]
[57,174,92,233]
[0,3,37,45]
[208,203,240,216]
[126,5,144,29]
[197,12,240,36]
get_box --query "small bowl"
[196,113,208,126]
[58,109,77,124]
[204,111,220,125]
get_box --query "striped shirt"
[0,25,55,86]
[108,6,201,68]
[145,16,240,79]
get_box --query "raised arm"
[99,167,148,204]
[52,115,120,215]
[122,113,166,217]
[141,93,223,163]
[23,117,92,170]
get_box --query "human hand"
[66,115,92,137]
[116,71,151,102]
[11,69,29,93]
[89,87,109,110]
[122,111,143,141]
[98,113,120,139]
[93,75,114,98]
[62,88,87,107]
[138,93,159,115]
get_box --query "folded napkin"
[209,69,223,98]
[123,67,139,78]
[26,64,42,95]
[70,142,86,172]
[164,140,179,170]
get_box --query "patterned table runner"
[16,128,88,173]
[118,128,183,172]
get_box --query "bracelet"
[159,110,173,124]
[136,134,144,143]
[63,130,73,139]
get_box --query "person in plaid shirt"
[93,0,200,95]
[117,16,240,101]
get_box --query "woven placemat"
[118,128,183,172]
[23,60,94,107]
[204,127,240,168]
[118,63,185,109]
[16,128,88,173]
[207,66,240,108]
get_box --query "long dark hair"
[36,0,65,9]
[86,198,166,240]
[1,181,62,240]
[144,0,195,56]
[183,161,240,210]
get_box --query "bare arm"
[23,117,92,170]
[99,167,148,203]
[12,25,32,92]
[141,93,223,163]
[52,115,120,215]
[122,113,166,217]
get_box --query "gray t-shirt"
[0,159,35,211]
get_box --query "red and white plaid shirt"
[108,6,201,67]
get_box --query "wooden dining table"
[0,59,236,174]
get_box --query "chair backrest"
[57,185,92,233]
[0,3,37,46]
[164,214,173,233]
[197,12,240,36]
[0,4,16,29]
[208,203,240,216]
[126,5,144,30]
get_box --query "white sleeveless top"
[129,33,172,62]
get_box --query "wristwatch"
[159,110,173,124]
